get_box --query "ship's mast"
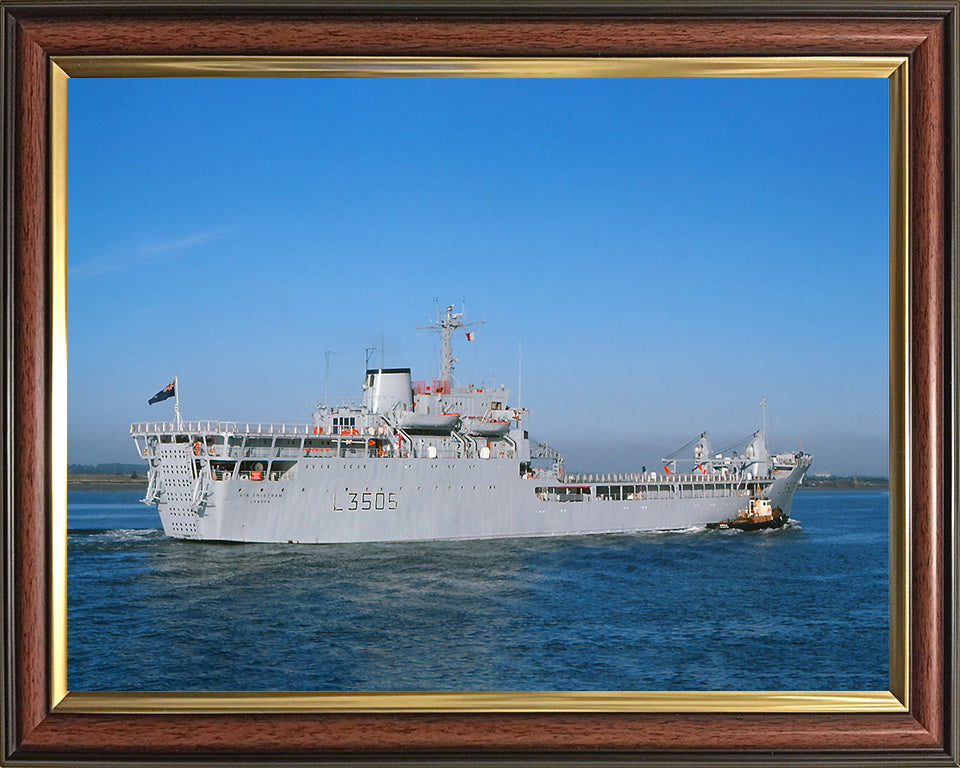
[760,396,767,443]
[418,301,484,384]
[174,375,182,429]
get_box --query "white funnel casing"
[362,368,414,414]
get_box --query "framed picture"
[2,2,956,765]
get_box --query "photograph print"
[66,75,889,692]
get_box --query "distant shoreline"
[68,474,147,491]
[799,477,888,491]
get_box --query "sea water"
[67,490,888,691]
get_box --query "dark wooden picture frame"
[2,3,957,765]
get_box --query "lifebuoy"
[193,442,201,456]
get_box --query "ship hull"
[150,446,809,544]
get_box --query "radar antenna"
[324,350,334,404]
[417,301,484,385]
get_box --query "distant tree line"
[68,463,144,475]
[800,475,889,490]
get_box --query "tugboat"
[706,497,788,531]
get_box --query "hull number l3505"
[333,490,399,512]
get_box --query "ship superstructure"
[131,304,812,543]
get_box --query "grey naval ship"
[131,305,812,543]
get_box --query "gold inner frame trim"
[887,60,910,709]
[50,61,69,709]
[58,690,904,715]
[49,55,910,715]
[54,55,905,79]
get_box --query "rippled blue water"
[67,490,888,691]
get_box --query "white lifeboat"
[398,411,460,432]
[462,417,511,437]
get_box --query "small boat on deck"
[397,411,461,432]
[462,416,511,437]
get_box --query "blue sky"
[67,77,888,474]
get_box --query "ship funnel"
[363,368,413,414]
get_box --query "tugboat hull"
[711,513,788,532]
[706,501,788,531]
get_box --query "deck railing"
[131,421,315,436]
[561,472,757,485]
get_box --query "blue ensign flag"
[148,380,176,405]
